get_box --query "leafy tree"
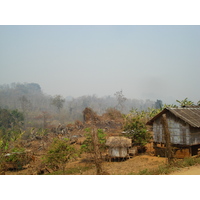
[0,108,25,170]
[51,95,65,113]
[81,128,106,153]
[155,99,163,109]
[123,116,152,148]
[11,109,24,125]
[146,107,161,119]
[162,104,178,108]
[0,108,24,129]
[27,83,41,93]
[19,95,32,113]
[0,127,25,152]
[1,147,28,170]
[42,138,78,173]
[176,98,194,107]
[0,108,24,150]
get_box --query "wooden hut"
[105,136,132,159]
[146,107,200,158]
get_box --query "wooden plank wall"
[153,112,200,146]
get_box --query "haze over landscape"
[1,25,200,104]
[1,3,200,197]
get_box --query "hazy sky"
[0,25,200,104]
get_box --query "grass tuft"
[129,156,200,175]
[48,165,93,175]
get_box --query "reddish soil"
[81,155,167,175]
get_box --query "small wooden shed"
[105,136,132,158]
[146,107,200,157]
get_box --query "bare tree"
[81,128,107,175]
[114,90,127,112]
[91,128,104,175]
[35,111,52,128]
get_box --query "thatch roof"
[105,136,132,148]
[146,107,200,128]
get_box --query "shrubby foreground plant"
[42,138,78,173]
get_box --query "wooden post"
[161,114,173,164]
[189,146,192,156]
[92,127,103,175]
[153,142,157,156]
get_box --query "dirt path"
[170,165,200,175]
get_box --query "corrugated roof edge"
[168,107,200,128]
[146,107,200,128]
[146,108,168,126]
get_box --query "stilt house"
[146,107,200,158]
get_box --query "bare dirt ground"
[100,155,166,175]
[169,164,200,175]
[4,153,167,175]
[8,155,199,175]
[65,154,167,175]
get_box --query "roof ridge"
[169,107,200,110]
[146,107,200,127]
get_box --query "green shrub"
[81,128,106,153]
[123,116,152,147]
[129,157,200,175]
[81,128,106,175]
[157,165,171,175]
[48,166,93,175]
[42,138,78,173]
[138,169,151,175]
[2,147,30,170]
[183,157,196,166]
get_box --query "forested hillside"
[0,82,157,127]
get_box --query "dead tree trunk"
[161,114,173,164]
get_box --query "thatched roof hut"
[106,136,132,158]
[106,136,132,147]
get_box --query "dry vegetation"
[1,85,199,175]
[0,106,149,175]
[0,107,171,175]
